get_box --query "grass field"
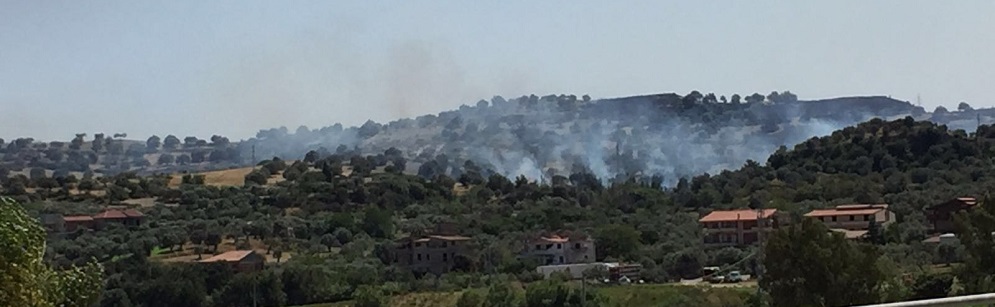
[294,283,755,307]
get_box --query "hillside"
[243,92,944,185]
[7,91,995,187]
[9,116,995,306]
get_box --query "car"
[707,275,726,284]
[725,271,744,283]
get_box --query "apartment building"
[805,204,894,239]
[393,224,471,275]
[698,209,779,247]
[521,232,595,265]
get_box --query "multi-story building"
[393,224,471,275]
[699,209,779,247]
[521,232,595,265]
[926,197,976,234]
[805,204,894,239]
[199,250,266,272]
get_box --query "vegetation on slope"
[5,117,995,306]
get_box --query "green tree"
[0,197,104,307]
[361,207,394,239]
[162,135,180,150]
[594,224,641,260]
[866,215,885,245]
[320,233,338,252]
[353,285,388,307]
[524,280,574,307]
[763,218,884,307]
[146,135,161,151]
[910,273,953,300]
[483,281,519,307]
[456,290,485,307]
[954,196,995,293]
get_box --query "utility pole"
[251,144,256,165]
[755,201,768,297]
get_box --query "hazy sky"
[2,1,993,141]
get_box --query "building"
[927,197,976,234]
[63,215,95,232]
[521,232,595,265]
[199,250,266,272]
[805,204,895,239]
[93,209,144,228]
[393,224,471,275]
[48,209,145,233]
[699,209,779,247]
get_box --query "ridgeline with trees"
[4,91,993,188]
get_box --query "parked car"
[708,275,726,283]
[725,271,744,283]
[703,266,724,283]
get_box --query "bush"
[456,290,484,307]
[353,285,388,307]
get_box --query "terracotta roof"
[93,210,128,219]
[428,235,471,241]
[834,204,888,210]
[63,215,94,222]
[200,250,256,263]
[699,209,777,223]
[538,236,570,243]
[122,209,144,217]
[806,206,884,217]
[928,197,977,210]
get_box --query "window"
[864,215,871,221]
[575,243,582,249]
[557,243,562,249]
[427,254,431,261]
[559,256,564,264]
[417,254,422,261]
[831,216,837,222]
[415,243,422,247]
[443,253,448,262]
[849,215,855,221]
[535,244,541,250]
[442,242,448,248]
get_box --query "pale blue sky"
[2,1,993,141]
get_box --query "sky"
[2,1,994,141]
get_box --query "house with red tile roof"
[393,223,472,275]
[805,204,894,239]
[698,209,779,247]
[521,231,595,265]
[199,250,265,272]
[926,197,976,234]
[62,215,95,232]
[43,209,145,233]
[93,209,144,228]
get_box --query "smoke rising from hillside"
[246,93,922,186]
